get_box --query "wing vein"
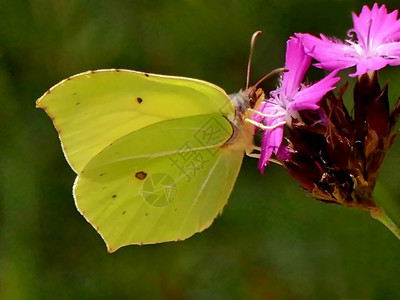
[177,153,222,236]
[107,144,225,163]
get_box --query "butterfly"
[36,32,273,252]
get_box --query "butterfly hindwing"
[74,114,245,252]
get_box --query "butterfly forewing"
[36,69,235,173]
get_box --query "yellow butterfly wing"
[74,114,246,252]
[37,69,253,252]
[36,69,235,173]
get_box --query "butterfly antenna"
[253,67,287,90]
[246,31,286,91]
[246,31,262,90]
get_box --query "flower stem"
[370,207,400,240]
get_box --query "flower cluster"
[252,37,340,173]
[252,3,400,216]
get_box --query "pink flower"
[298,3,400,77]
[253,37,340,173]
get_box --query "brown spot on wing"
[137,97,143,104]
[135,171,147,180]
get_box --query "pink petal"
[282,37,311,97]
[258,118,285,173]
[288,70,340,111]
[351,56,394,77]
[388,59,400,67]
[258,99,285,116]
[276,145,291,161]
[378,41,400,59]
[352,4,400,47]
[252,103,265,124]
[297,33,357,71]
[257,102,285,173]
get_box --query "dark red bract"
[280,72,400,210]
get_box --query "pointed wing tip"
[35,68,121,109]
[36,89,52,108]
[104,241,151,253]
[107,245,117,253]
[104,238,123,253]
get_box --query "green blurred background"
[1,0,400,299]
